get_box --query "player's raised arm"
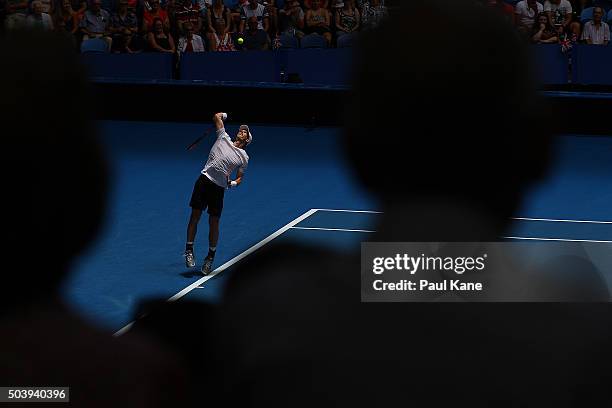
[213,112,227,130]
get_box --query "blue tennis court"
[61,121,612,333]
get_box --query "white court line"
[291,226,375,233]
[512,217,612,224]
[315,210,611,225]
[503,236,612,244]
[113,208,318,337]
[313,208,383,214]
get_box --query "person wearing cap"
[184,112,252,276]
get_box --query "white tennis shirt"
[202,128,249,188]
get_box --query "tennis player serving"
[185,112,252,275]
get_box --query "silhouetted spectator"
[239,0,268,34]
[0,30,190,407]
[532,11,559,42]
[80,0,112,49]
[278,0,304,38]
[26,0,54,29]
[335,0,360,38]
[515,0,544,36]
[581,6,610,44]
[178,20,205,51]
[242,13,269,49]
[110,0,141,52]
[304,0,331,43]
[148,15,175,51]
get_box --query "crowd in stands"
[0,0,389,52]
[482,0,610,45]
[1,1,609,51]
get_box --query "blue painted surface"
[62,121,612,331]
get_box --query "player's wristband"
[230,181,238,188]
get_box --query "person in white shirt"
[581,6,610,45]
[184,112,252,275]
[543,0,578,36]
[177,21,205,52]
[514,0,543,35]
[26,1,54,30]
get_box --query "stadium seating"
[300,33,327,48]
[336,33,354,48]
[608,9,612,22]
[80,38,109,53]
[279,33,299,49]
[581,7,596,24]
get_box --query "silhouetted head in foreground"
[1,29,108,308]
[345,0,553,235]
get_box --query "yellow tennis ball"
[237,37,244,45]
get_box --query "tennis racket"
[186,126,215,151]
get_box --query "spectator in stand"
[335,0,360,39]
[5,0,29,30]
[210,16,236,52]
[242,14,270,49]
[515,0,544,36]
[263,0,278,36]
[35,0,54,15]
[581,6,610,44]
[175,0,201,35]
[305,0,331,44]
[26,0,54,29]
[110,0,140,52]
[164,0,179,42]
[359,0,386,30]
[544,0,580,37]
[229,0,248,31]
[71,0,87,14]
[210,0,230,34]
[532,11,559,42]
[57,0,82,34]
[80,0,112,50]
[239,0,268,34]
[279,0,304,38]
[148,15,175,51]
[210,16,236,50]
[142,0,168,33]
[178,20,205,51]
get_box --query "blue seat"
[80,38,109,53]
[300,33,327,49]
[608,9,612,22]
[336,33,354,48]
[224,0,238,9]
[581,7,595,24]
[279,33,299,49]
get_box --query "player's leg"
[201,183,224,275]
[185,175,207,268]
[185,208,202,268]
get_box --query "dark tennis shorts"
[189,174,225,217]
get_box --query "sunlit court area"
[2,0,612,406]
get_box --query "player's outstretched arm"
[213,112,225,130]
